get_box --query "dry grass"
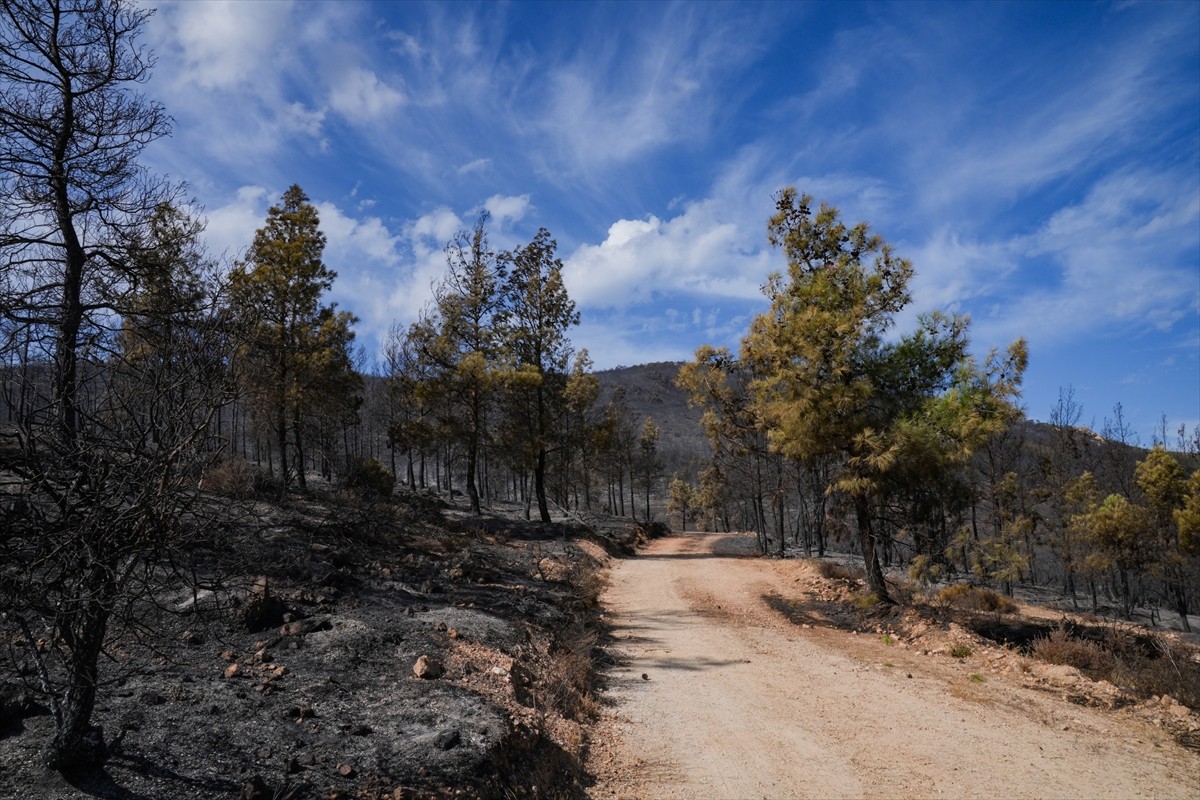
[542,623,601,721]
[1031,625,1200,709]
[200,455,259,499]
[934,583,1018,614]
[1031,627,1116,673]
[852,592,881,610]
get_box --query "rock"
[286,706,316,721]
[435,729,461,750]
[641,673,649,681]
[284,756,300,774]
[509,661,536,706]
[240,775,271,800]
[348,723,372,736]
[448,627,460,640]
[180,629,202,646]
[434,621,448,632]
[241,594,287,633]
[279,617,332,637]
[224,663,241,679]
[337,763,355,778]
[1168,705,1191,718]
[413,655,445,680]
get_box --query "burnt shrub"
[934,583,1018,614]
[342,457,395,499]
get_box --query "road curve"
[585,531,1199,800]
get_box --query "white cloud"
[563,196,775,310]
[329,67,406,122]
[483,194,531,227]
[162,0,294,91]
[966,168,1200,349]
[203,186,272,261]
[406,207,464,254]
[532,5,763,176]
[457,158,492,175]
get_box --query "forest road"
[584,530,1199,800]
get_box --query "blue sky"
[141,0,1199,444]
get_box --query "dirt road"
[586,531,1199,799]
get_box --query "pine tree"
[636,418,661,522]
[229,185,359,490]
[500,228,580,523]
[416,213,505,514]
[0,1,230,769]
[1135,447,1193,631]
[743,189,1026,601]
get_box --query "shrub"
[1031,626,1116,674]
[1030,625,1200,709]
[542,623,600,720]
[935,583,1018,614]
[852,592,881,610]
[201,456,257,499]
[342,458,395,499]
[950,644,972,659]
[815,560,865,582]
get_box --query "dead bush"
[1109,634,1200,710]
[934,583,1018,614]
[1030,626,1200,709]
[814,560,865,583]
[341,457,395,499]
[201,456,257,499]
[1031,627,1116,673]
[541,623,600,721]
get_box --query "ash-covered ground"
[1,489,649,800]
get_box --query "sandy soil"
[586,531,1200,800]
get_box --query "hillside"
[594,362,710,477]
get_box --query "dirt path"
[586,531,1199,799]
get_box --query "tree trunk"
[45,576,113,771]
[466,428,480,515]
[274,392,288,485]
[293,403,306,490]
[855,496,892,603]
[535,447,551,523]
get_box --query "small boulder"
[413,655,444,680]
[434,729,461,750]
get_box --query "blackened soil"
[0,491,642,800]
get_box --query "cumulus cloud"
[562,199,773,310]
[203,186,272,261]
[329,67,407,122]
[483,194,531,227]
